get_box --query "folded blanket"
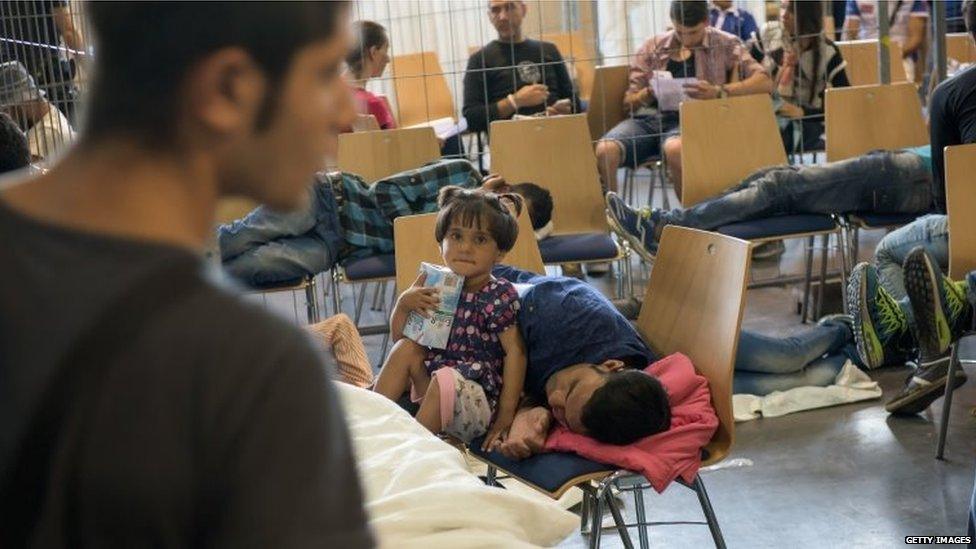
[733,360,882,421]
[544,353,719,492]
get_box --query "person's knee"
[595,140,622,165]
[390,338,425,361]
[663,137,682,159]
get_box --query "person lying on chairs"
[217,159,554,286]
[604,145,934,260]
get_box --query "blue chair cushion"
[468,435,615,495]
[539,233,618,264]
[851,212,920,228]
[716,214,836,240]
[342,254,396,281]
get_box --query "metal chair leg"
[588,487,605,549]
[580,489,591,534]
[816,234,829,320]
[801,236,815,323]
[485,465,499,487]
[331,272,342,316]
[604,491,635,549]
[837,228,850,313]
[376,288,396,367]
[354,283,367,325]
[631,482,649,549]
[692,475,727,549]
[370,281,383,311]
[305,277,320,324]
[936,342,960,459]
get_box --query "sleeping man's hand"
[498,406,552,460]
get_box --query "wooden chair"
[337,127,441,184]
[825,82,929,257]
[214,197,322,324]
[835,39,908,86]
[936,143,976,460]
[946,143,976,280]
[825,82,927,162]
[489,115,631,295]
[680,93,846,321]
[390,51,457,127]
[586,64,629,142]
[946,33,976,64]
[469,226,752,549]
[393,210,545,296]
[541,30,597,101]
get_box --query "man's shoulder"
[933,65,976,106]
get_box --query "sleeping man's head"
[543,360,671,444]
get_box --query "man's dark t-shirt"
[929,64,976,213]
[462,38,580,132]
[0,201,373,547]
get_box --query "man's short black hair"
[510,182,553,230]
[0,112,30,173]
[581,370,671,445]
[670,0,709,27]
[84,1,348,146]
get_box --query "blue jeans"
[602,115,681,168]
[660,150,932,230]
[734,323,858,396]
[874,214,949,327]
[218,179,343,287]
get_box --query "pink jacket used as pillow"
[544,353,719,492]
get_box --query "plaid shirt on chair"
[333,159,482,258]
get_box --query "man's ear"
[598,359,626,373]
[184,48,266,137]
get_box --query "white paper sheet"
[650,76,698,112]
[405,117,468,140]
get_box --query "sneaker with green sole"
[847,262,910,369]
[903,246,972,359]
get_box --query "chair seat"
[247,275,312,292]
[342,254,396,281]
[849,212,920,228]
[468,435,615,497]
[539,233,619,264]
[716,214,836,240]
[958,334,976,365]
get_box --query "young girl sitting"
[374,187,527,451]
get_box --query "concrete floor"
[247,172,976,549]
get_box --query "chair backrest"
[391,51,457,127]
[680,94,787,207]
[393,210,546,295]
[337,127,441,184]
[586,64,629,142]
[489,114,607,235]
[541,30,597,101]
[946,33,976,64]
[945,143,976,280]
[835,39,907,86]
[635,226,751,465]
[824,82,927,162]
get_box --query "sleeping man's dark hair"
[84,1,348,146]
[0,112,30,173]
[510,182,553,230]
[581,370,671,445]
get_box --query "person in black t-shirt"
[0,3,373,548]
[462,0,582,133]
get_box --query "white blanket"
[733,360,883,421]
[338,383,577,548]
